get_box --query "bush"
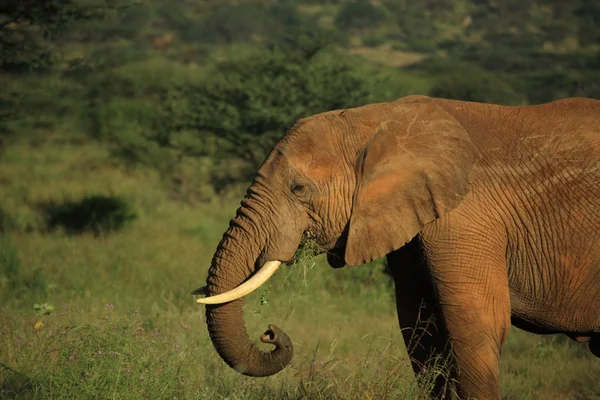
[177,37,401,176]
[334,1,387,32]
[96,33,409,190]
[66,2,155,42]
[419,58,526,105]
[361,34,386,48]
[85,57,208,164]
[0,0,135,73]
[42,195,137,237]
[187,2,304,45]
[383,0,445,52]
[0,75,88,143]
[520,69,600,104]
[429,74,525,105]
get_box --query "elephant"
[193,95,600,399]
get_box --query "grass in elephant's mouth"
[288,232,323,267]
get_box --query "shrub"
[334,1,387,32]
[0,75,88,143]
[85,31,415,193]
[420,58,527,105]
[66,2,155,42]
[361,34,387,48]
[429,74,526,105]
[85,57,207,166]
[520,69,600,104]
[97,32,408,190]
[188,2,304,45]
[383,0,446,52]
[0,0,135,73]
[42,195,137,237]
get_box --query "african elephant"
[193,95,600,399]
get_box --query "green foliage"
[33,303,54,317]
[522,69,600,104]
[0,1,143,149]
[334,1,387,32]
[174,36,402,178]
[425,59,527,105]
[42,195,137,237]
[361,34,387,48]
[65,2,154,42]
[435,0,600,102]
[91,31,408,190]
[0,208,15,233]
[87,58,181,138]
[1,74,88,143]
[288,232,324,268]
[0,236,48,300]
[0,0,136,73]
[383,0,455,52]
[170,1,304,45]
[574,0,600,46]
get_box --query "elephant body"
[197,96,599,399]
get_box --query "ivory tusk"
[196,260,283,305]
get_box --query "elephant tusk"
[196,260,283,305]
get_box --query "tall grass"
[1,134,599,399]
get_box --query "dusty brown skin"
[198,95,600,399]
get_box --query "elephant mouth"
[327,246,346,269]
[325,233,348,269]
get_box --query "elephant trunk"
[204,203,293,377]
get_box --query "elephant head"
[195,96,480,377]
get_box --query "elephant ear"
[344,102,481,266]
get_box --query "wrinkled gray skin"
[200,95,600,399]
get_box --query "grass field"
[1,133,600,399]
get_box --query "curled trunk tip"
[206,302,294,377]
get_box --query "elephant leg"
[425,237,511,400]
[387,240,456,399]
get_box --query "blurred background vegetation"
[2,0,599,198]
[1,1,599,399]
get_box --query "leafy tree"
[91,31,404,189]
[383,0,456,51]
[176,33,396,171]
[423,0,600,103]
[334,1,387,33]
[64,2,154,42]
[0,0,141,152]
[574,0,600,46]
[0,0,136,73]
[424,59,526,105]
[169,1,303,45]
[521,69,600,104]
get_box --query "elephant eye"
[292,184,306,194]
[291,182,308,196]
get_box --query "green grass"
[1,134,599,399]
